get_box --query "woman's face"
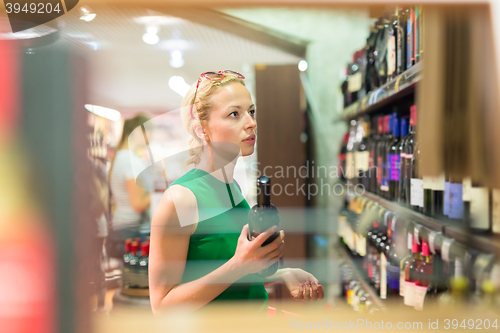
[204,82,257,157]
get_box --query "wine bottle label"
[389,154,401,180]
[400,271,406,296]
[444,182,450,216]
[368,152,374,169]
[345,152,354,179]
[355,151,370,172]
[388,35,396,76]
[448,184,464,219]
[470,187,489,230]
[404,281,416,306]
[380,254,387,299]
[462,177,472,201]
[414,285,428,311]
[348,72,363,92]
[410,178,424,207]
[493,189,500,234]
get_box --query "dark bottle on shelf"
[341,65,351,107]
[414,6,420,64]
[385,216,401,298]
[399,232,413,297]
[128,241,140,288]
[404,236,422,306]
[339,133,349,182]
[406,106,423,211]
[376,17,391,86]
[380,114,393,198]
[425,249,448,303]
[409,6,416,67]
[368,116,381,193]
[366,24,380,92]
[345,120,357,181]
[387,114,401,201]
[355,119,370,189]
[398,117,409,204]
[372,117,384,194]
[413,240,432,310]
[376,115,389,196]
[387,9,399,81]
[462,177,472,222]
[405,6,413,70]
[248,176,281,277]
[396,6,408,74]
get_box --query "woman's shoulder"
[153,184,198,234]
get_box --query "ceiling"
[24,5,304,114]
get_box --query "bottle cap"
[125,239,132,253]
[378,117,384,133]
[421,240,430,256]
[141,242,149,256]
[131,241,138,256]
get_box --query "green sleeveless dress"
[167,168,268,312]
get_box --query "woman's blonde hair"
[180,75,245,166]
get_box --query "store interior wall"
[219,7,374,210]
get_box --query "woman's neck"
[195,144,240,183]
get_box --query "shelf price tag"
[441,238,454,262]
[414,225,423,245]
[428,231,441,254]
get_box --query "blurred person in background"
[149,71,324,315]
[107,115,151,258]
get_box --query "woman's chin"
[241,145,255,156]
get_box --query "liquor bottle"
[138,241,149,289]
[462,177,472,221]
[348,50,365,103]
[414,240,432,310]
[409,6,416,67]
[375,17,390,86]
[387,9,399,81]
[355,119,370,188]
[345,120,357,181]
[440,259,469,305]
[404,236,422,306]
[366,24,380,92]
[425,249,448,303]
[399,232,413,297]
[468,181,492,234]
[339,133,349,182]
[123,239,132,287]
[248,176,281,277]
[387,114,401,201]
[397,6,409,73]
[128,241,140,288]
[398,117,409,204]
[373,117,384,194]
[419,5,424,60]
[368,116,381,193]
[380,114,393,198]
[414,6,420,64]
[341,65,351,107]
[386,216,402,297]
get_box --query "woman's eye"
[249,110,256,116]
[229,111,238,117]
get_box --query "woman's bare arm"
[148,185,246,315]
[125,179,150,213]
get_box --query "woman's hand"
[281,268,324,302]
[230,224,284,277]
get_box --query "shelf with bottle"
[337,195,500,311]
[341,62,421,121]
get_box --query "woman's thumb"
[240,224,249,241]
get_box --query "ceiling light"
[169,50,184,68]
[168,76,190,97]
[142,24,160,45]
[79,6,96,22]
[298,60,308,72]
[158,38,195,51]
[85,104,121,121]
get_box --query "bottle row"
[338,105,500,234]
[338,196,500,311]
[340,263,378,314]
[123,238,149,289]
[342,5,424,108]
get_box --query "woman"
[108,115,151,257]
[149,71,324,315]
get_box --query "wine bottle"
[386,216,401,297]
[462,177,472,221]
[388,114,401,201]
[399,232,413,297]
[414,240,432,311]
[367,24,380,91]
[345,120,357,181]
[377,115,389,196]
[404,236,422,306]
[355,119,370,189]
[387,9,399,81]
[374,117,384,194]
[380,114,393,198]
[468,181,491,234]
[339,133,349,182]
[414,6,420,64]
[248,176,280,277]
[368,117,382,193]
[138,241,149,289]
[397,6,409,73]
[410,6,416,66]
[398,117,409,204]
[405,6,413,69]
[128,241,140,288]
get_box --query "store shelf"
[341,181,500,257]
[337,244,386,310]
[341,62,422,121]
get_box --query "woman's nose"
[245,112,257,129]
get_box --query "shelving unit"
[341,62,422,121]
[341,181,500,258]
[337,245,386,310]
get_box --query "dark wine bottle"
[355,119,370,190]
[388,114,401,201]
[373,117,384,194]
[398,117,409,204]
[397,6,409,73]
[368,116,381,193]
[380,114,393,198]
[248,176,280,277]
[376,115,390,197]
[387,9,399,81]
[405,6,413,69]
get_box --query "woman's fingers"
[253,226,278,247]
[303,281,311,301]
[317,284,325,300]
[263,241,284,260]
[240,224,249,241]
[310,280,319,301]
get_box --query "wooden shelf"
[337,244,386,311]
[341,181,500,258]
[341,62,422,121]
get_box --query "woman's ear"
[193,123,209,142]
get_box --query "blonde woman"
[149,71,324,315]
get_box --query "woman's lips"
[242,136,255,144]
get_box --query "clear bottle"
[414,240,433,310]
[404,237,422,306]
